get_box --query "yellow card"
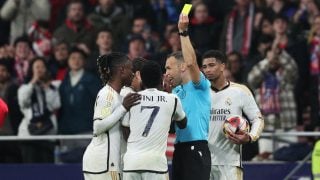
[181,4,192,15]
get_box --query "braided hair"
[96,52,130,85]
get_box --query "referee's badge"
[225,98,232,106]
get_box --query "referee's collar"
[211,81,230,92]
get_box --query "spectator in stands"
[264,0,296,20]
[0,61,22,135]
[126,17,160,54]
[88,0,129,49]
[292,0,320,31]
[189,2,221,53]
[17,57,60,163]
[226,51,246,83]
[0,0,50,44]
[53,0,94,55]
[246,34,274,76]
[123,0,156,26]
[150,0,179,32]
[48,41,70,82]
[86,28,113,77]
[248,44,298,160]
[59,48,101,135]
[154,27,181,71]
[0,61,23,163]
[58,48,101,163]
[272,14,310,126]
[308,15,320,129]
[0,44,15,60]
[27,20,52,58]
[259,16,275,37]
[127,35,149,60]
[220,0,256,57]
[12,36,34,85]
[163,22,177,40]
[163,27,181,54]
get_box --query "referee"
[164,14,211,180]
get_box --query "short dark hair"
[129,35,145,44]
[53,39,70,47]
[140,61,162,88]
[273,14,289,23]
[167,51,184,62]
[202,50,227,64]
[97,52,129,84]
[67,0,84,10]
[95,27,113,40]
[13,36,32,49]
[132,57,147,73]
[69,47,87,59]
[0,60,13,74]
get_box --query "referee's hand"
[178,14,189,32]
[123,93,141,111]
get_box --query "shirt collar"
[211,81,230,92]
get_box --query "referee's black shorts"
[172,140,211,180]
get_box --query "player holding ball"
[201,50,264,180]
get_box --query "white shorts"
[210,165,243,180]
[123,172,169,180]
[84,171,120,180]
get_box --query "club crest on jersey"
[225,98,232,106]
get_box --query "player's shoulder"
[229,82,253,96]
[98,85,117,99]
[120,86,135,96]
[156,89,178,98]
[141,89,178,99]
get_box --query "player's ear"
[221,63,226,71]
[180,62,187,72]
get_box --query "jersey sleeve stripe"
[170,98,178,121]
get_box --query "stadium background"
[0,0,319,179]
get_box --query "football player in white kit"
[120,57,146,173]
[82,53,141,180]
[122,61,187,180]
[120,57,147,99]
[201,50,264,180]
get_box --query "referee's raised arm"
[178,14,201,84]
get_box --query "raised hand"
[178,14,189,32]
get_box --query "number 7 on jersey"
[141,106,160,137]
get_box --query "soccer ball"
[223,115,249,135]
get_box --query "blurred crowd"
[0,0,319,163]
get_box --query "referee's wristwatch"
[178,30,188,37]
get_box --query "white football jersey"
[83,85,124,173]
[208,82,264,167]
[119,86,135,170]
[122,88,185,172]
[120,86,135,97]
